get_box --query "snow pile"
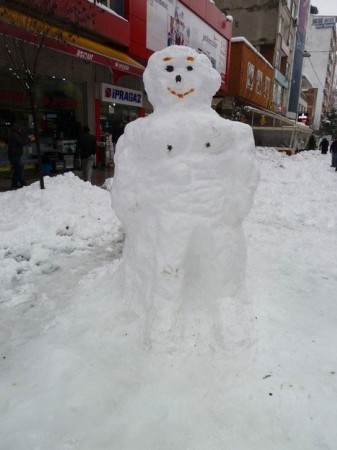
[0,172,122,307]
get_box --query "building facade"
[214,0,299,117]
[0,0,232,166]
[217,37,274,118]
[213,0,312,151]
[302,15,337,130]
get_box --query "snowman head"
[143,45,221,111]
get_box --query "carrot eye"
[166,65,174,72]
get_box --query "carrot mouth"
[167,87,195,99]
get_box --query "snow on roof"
[231,36,274,70]
[301,73,315,89]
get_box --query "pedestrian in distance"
[7,118,35,190]
[330,137,337,171]
[77,125,97,183]
[319,137,329,154]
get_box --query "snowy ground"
[1,148,337,449]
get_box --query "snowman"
[112,45,259,345]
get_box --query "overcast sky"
[311,0,337,16]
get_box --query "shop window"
[0,71,84,145]
[100,102,139,142]
[252,112,274,127]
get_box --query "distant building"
[215,37,273,117]
[302,15,337,130]
[213,0,312,151]
[213,0,299,117]
[287,0,311,120]
[331,88,337,111]
[299,74,317,127]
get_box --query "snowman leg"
[144,217,191,346]
[180,223,248,347]
[115,221,158,314]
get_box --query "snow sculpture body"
[112,45,259,344]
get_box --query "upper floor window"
[291,0,297,19]
[275,50,281,69]
[88,0,124,17]
[283,0,292,11]
[285,62,290,78]
[312,16,336,28]
[287,33,292,48]
[278,16,284,34]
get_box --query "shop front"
[0,23,145,173]
[97,83,144,167]
[0,61,86,171]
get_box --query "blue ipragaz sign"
[101,83,143,107]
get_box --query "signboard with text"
[298,113,308,124]
[146,0,228,83]
[101,83,143,107]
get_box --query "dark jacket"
[77,131,97,159]
[8,123,30,159]
[330,139,337,153]
[320,138,329,152]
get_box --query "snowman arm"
[112,138,137,220]
[226,124,260,220]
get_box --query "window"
[313,16,335,28]
[88,0,124,16]
[278,16,284,34]
[256,70,263,94]
[287,33,292,49]
[324,17,335,24]
[246,63,255,90]
[285,62,290,78]
[264,77,271,98]
[273,83,282,106]
[275,50,281,69]
[291,0,297,19]
[312,17,323,25]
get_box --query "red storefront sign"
[0,21,144,77]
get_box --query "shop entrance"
[98,102,140,168]
[100,102,139,143]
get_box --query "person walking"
[8,119,35,189]
[330,137,337,171]
[77,126,97,183]
[319,137,329,154]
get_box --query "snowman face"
[164,55,196,100]
[143,45,221,111]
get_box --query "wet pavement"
[0,166,115,192]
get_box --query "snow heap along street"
[1,148,337,450]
